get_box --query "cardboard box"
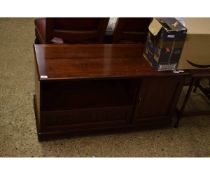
[178,18,210,70]
[143,18,187,71]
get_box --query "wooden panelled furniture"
[33,44,188,140]
[34,18,109,44]
[112,18,152,43]
[34,18,152,44]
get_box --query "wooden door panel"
[135,77,181,120]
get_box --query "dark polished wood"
[189,69,210,78]
[34,44,188,140]
[134,76,185,122]
[34,44,185,80]
[112,18,152,44]
[35,18,109,44]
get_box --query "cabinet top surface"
[34,44,186,80]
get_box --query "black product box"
[143,18,187,71]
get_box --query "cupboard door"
[134,77,183,121]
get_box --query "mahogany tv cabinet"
[33,44,188,140]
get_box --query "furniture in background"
[106,18,118,34]
[33,44,187,140]
[34,18,109,44]
[34,18,153,44]
[175,18,210,126]
[112,18,152,43]
[194,78,210,99]
[175,69,210,127]
[104,17,118,43]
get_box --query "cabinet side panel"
[34,63,41,129]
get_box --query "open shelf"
[41,79,138,111]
